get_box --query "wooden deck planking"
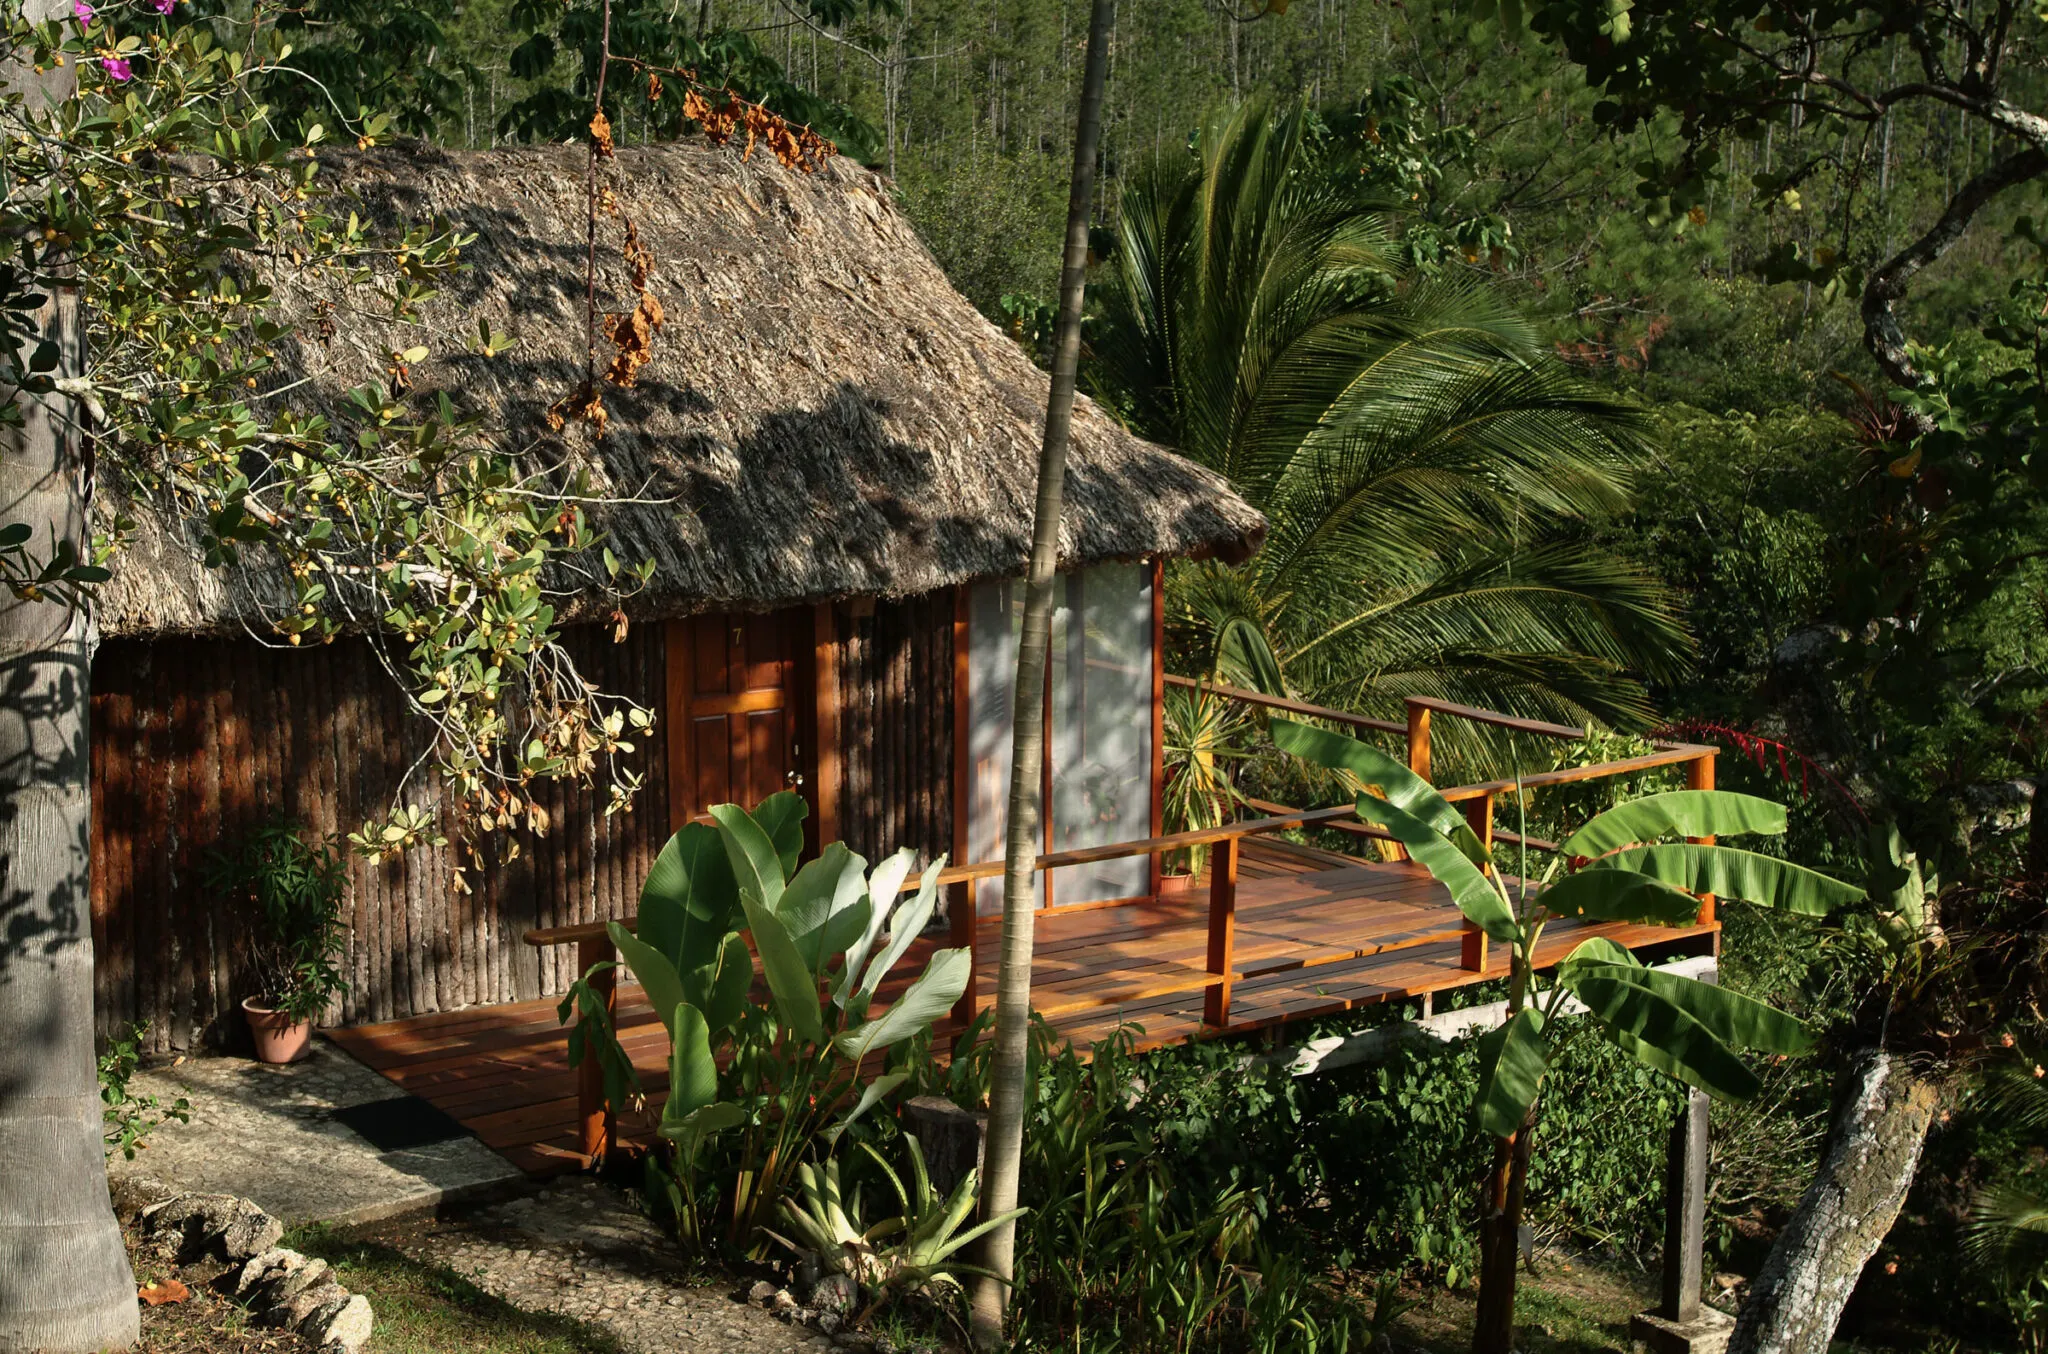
[327,847,1718,1175]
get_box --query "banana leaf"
[1474,1006,1549,1139]
[836,947,973,1063]
[1563,970,1762,1100]
[740,888,822,1043]
[1536,869,1702,925]
[1564,959,1812,1054]
[838,848,917,1010]
[1272,716,1487,863]
[1591,843,1862,917]
[859,856,948,999]
[1561,789,1786,857]
[712,803,789,911]
[1353,792,1519,942]
[636,822,738,967]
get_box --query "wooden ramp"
[328,837,1717,1175]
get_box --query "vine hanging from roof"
[548,0,836,442]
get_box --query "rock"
[236,1247,297,1297]
[772,1288,800,1315]
[816,1311,843,1334]
[108,1174,179,1223]
[747,1279,779,1307]
[305,1293,373,1353]
[140,1192,284,1263]
[269,1256,331,1303]
[274,1279,350,1330]
[809,1272,857,1317]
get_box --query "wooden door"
[665,610,816,834]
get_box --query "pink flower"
[71,1,94,21]
[99,55,131,80]
[151,0,173,12]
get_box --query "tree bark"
[1860,146,2048,414]
[1727,1049,1939,1354]
[1473,1108,1535,1354]
[965,1,1113,1347]
[0,43,139,1337]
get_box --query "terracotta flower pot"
[1157,872,1196,899]
[242,996,314,1065]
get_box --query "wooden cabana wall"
[91,595,956,1054]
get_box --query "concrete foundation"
[1630,1305,1735,1354]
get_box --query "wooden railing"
[526,682,1718,1164]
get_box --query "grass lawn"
[286,1229,624,1354]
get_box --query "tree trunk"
[965,1,1113,1347]
[0,51,139,1339]
[1727,1049,1939,1354]
[1473,1107,1535,1354]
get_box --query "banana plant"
[1271,717,1864,1354]
[561,791,972,1253]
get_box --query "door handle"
[786,770,805,788]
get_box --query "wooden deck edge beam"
[1233,924,1475,981]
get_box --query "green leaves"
[713,803,790,912]
[1474,1007,1549,1139]
[1352,792,1519,942]
[859,857,948,999]
[1560,790,1786,857]
[663,1002,719,1122]
[638,822,738,965]
[836,948,973,1063]
[1558,945,1812,1100]
[1535,869,1702,925]
[775,843,871,976]
[739,888,823,1045]
[1272,717,1487,863]
[1593,844,1862,917]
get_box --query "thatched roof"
[99,140,1264,639]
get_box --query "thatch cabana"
[92,140,1264,1052]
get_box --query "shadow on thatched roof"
[98,140,1264,640]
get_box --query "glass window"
[967,565,1155,914]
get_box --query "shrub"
[206,821,350,1024]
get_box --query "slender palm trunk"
[0,49,139,1337]
[965,1,1113,1346]
[1727,1049,1938,1354]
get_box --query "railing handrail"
[1162,673,1406,736]
[523,802,1364,949]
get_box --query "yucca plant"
[1162,679,1256,877]
[1274,716,1863,1354]
[561,791,970,1253]
[1100,99,1690,735]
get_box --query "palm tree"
[1094,100,1689,745]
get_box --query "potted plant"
[206,821,349,1064]
[1160,680,1251,896]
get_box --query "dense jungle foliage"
[157,1,2048,1347]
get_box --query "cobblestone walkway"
[370,1178,847,1354]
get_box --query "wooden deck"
[328,837,1718,1175]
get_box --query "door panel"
[667,610,812,833]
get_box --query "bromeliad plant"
[562,791,971,1254]
[1272,717,1864,1354]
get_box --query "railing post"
[1462,792,1493,972]
[1686,752,1718,927]
[949,879,978,1028]
[576,932,617,1166]
[1203,834,1241,1029]
[1405,699,1432,782]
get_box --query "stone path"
[367,1178,930,1354]
[111,1044,520,1226]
